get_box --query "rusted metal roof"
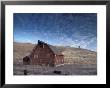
[48,44,63,55]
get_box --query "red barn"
[23,40,64,67]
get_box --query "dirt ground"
[13,64,97,75]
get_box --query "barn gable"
[37,40,63,55]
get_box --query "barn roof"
[48,44,63,55]
[37,40,63,55]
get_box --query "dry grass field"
[13,42,97,75]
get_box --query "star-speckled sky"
[14,13,97,51]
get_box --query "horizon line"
[13,41,97,52]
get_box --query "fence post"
[24,70,27,75]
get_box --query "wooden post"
[24,70,27,75]
[33,65,35,74]
[24,64,28,75]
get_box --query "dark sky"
[14,13,97,51]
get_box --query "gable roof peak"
[38,40,47,45]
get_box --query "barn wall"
[30,44,55,66]
[55,55,64,65]
[29,43,64,66]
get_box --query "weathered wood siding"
[55,55,64,65]
[30,44,55,66]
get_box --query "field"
[14,64,97,75]
[13,42,97,75]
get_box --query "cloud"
[14,13,97,51]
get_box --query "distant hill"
[13,42,97,65]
